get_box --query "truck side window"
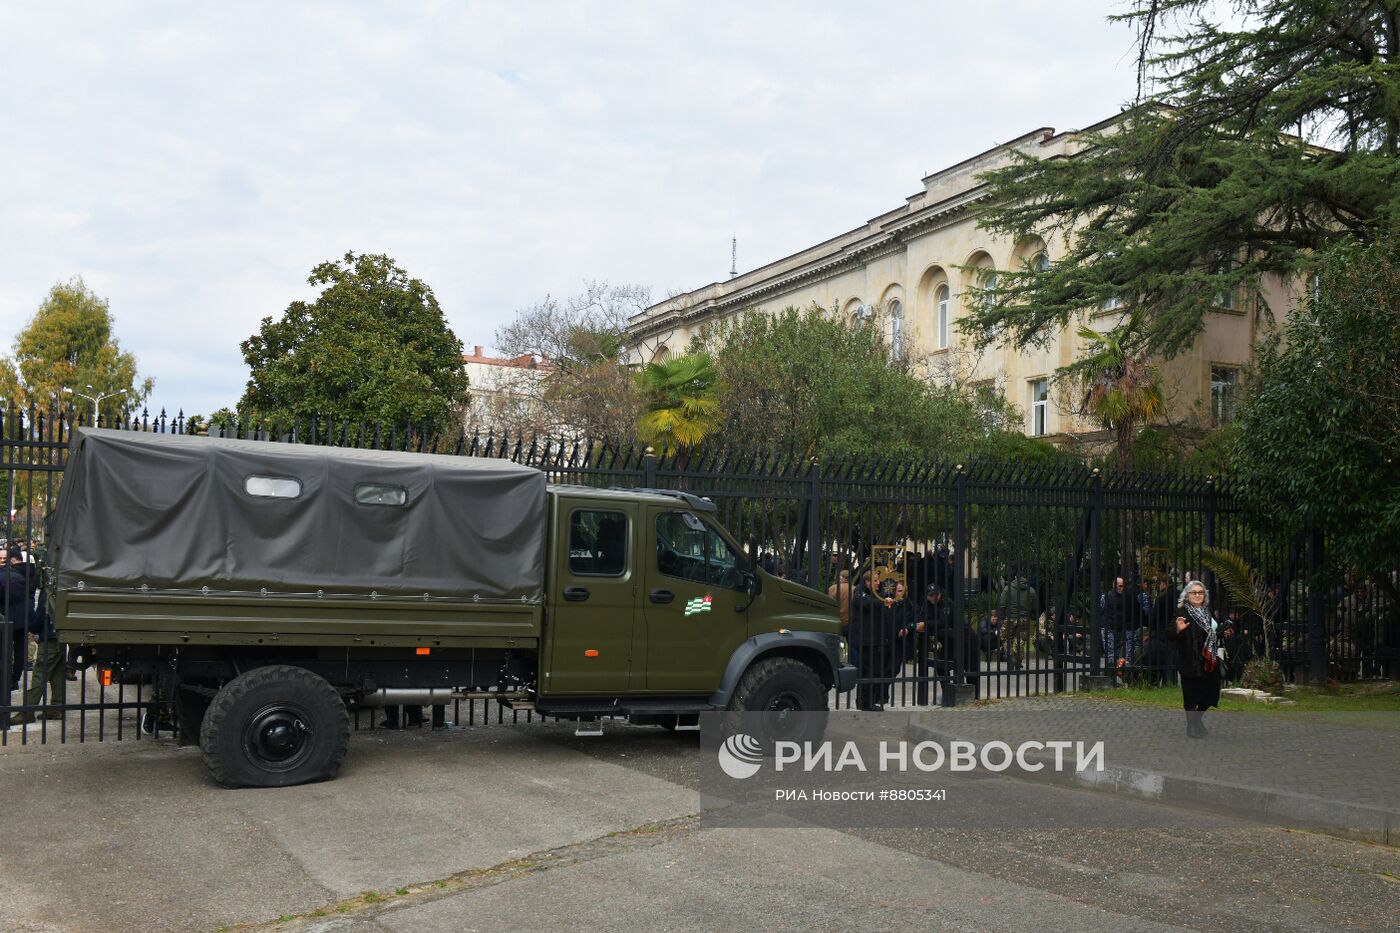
[569,509,628,576]
[655,511,740,588]
[244,475,301,499]
[354,483,408,506]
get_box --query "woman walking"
[1174,580,1221,738]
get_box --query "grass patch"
[1074,680,1400,714]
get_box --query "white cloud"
[0,0,1139,416]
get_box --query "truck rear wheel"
[200,665,350,788]
[726,657,827,747]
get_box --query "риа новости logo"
[717,733,765,779]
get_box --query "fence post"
[643,446,657,488]
[945,464,970,707]
[1307,527,1326,683]
[1089,467,1103,679]
[1203,476,1217,601]
[806,457,821,589]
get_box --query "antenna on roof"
[729,236,738,278]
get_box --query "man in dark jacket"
[3,546,33,698]
[922,584,979,698]
[20,584,64,722]
[850,572,894,711]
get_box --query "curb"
[905,718,1397,846]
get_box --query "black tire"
[726,657,828,747]
[200,665,350,788]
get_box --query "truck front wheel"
[200,665,350,788]
[726,657,828,746]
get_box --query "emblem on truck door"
[684,594,713,617]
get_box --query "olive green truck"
[48,429,854,787]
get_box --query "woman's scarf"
[1185,603,1218,660]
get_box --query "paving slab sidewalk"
[906,697,1400,844]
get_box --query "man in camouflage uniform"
[997,575,1039,671]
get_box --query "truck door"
[642,507,747,692]
[545,500,638,694]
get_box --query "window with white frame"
[1030,378,1049,437]
[1214,257,1235,309]
[936,285,950,348]
[888,299,904,357]
[1210,366,1239,426]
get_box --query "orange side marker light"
[99,667,113,687]
[416,647,431,656]
[584,649,600,658]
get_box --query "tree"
[1230,231,1400,602]
[690,305,1001,462]
[494,282,649,438]
[1072,317,1165,470]
[635,352,722,453]
[238,253,469,433]
[969,1,1400,366]
[0,277,152,420]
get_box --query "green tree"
[969,0,1400,365]
[0,277,152,420]
[238,253,469,433]
[1231,232,1400,602]
[635,352,722,453]
[690,305,1004,462]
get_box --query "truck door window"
[568,509,629,576]
[655,511,740,588]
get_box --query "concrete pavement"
[2,714,1398,932]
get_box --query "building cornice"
[630,186,998,341]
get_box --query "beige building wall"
[628,118,1290,443]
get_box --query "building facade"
[462,345,555,435]
[628,117,1296,444]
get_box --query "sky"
[0,1,1143,417]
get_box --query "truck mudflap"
[709,631,847,708]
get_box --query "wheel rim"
[242,703,313,772]
[763,691,807,740]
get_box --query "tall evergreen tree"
[969,0,1400,365]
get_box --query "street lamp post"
[63,385,128,426]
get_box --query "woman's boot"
[1185,711,1203,738]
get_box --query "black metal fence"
[3,406,1397,745]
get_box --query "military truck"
[47,429,854,787]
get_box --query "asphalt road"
[1,715,1396,932]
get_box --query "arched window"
[936,285,950,349]
[1033,252,1049,273]
[888,300,904,357]
[981,270,998,337]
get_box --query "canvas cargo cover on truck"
[47,428,546,603]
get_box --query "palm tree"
[635,352,723,456]
[1074,319,1165,586]
[1074,321,1164,472]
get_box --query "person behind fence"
[827,569,852,635]
[18,583,63,724]
[923,584,978,698]
[978,609,1001,661]
[4,544,33,698]
[850,571,894,711]
[997,574,1038,671]
[1175,580,1221,738]
[1100,576,1130,679]
[890,581,921,702]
